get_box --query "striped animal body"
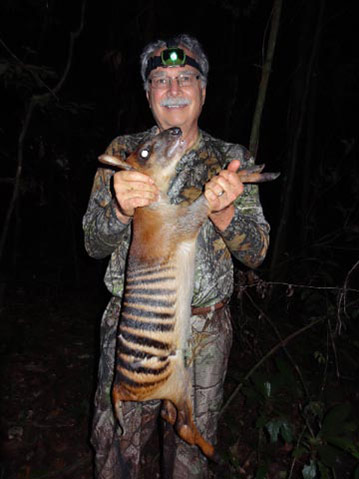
[99,127,279,461]
[100,126,216,459]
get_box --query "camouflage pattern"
[82,127,270,478]
[91,297,232,478]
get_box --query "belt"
[191,299,228,316]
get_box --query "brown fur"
[99,127,279,463]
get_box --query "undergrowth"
[220,262,359,479]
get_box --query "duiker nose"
[170,127,182,136]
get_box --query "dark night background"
[0,1,358,478]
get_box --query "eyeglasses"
[148,72,200,90]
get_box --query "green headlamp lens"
[145,46,204,79]
[161,48,186,67]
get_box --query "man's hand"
[204,159,244,231]
[113,170,159,223]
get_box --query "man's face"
[146,46,206,133]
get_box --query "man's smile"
[165,104,187,109]
[160,97,191,109]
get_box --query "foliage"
[224,266,359,478]
[296,402,359,478]
[0,1,358,477]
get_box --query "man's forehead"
[150,65,199,77]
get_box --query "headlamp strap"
[145,47,203,78]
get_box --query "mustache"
[160,97,191,107]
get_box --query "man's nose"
[168,77,180,95]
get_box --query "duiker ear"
[98,154,136,171]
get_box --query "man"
[83,34,270,479]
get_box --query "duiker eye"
[140,149,150,159]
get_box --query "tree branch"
[219,316,323,418]
[337,258,359,334]
[0,97,36,263]
[53,1,86,94]
[0,1,87,265]
[269,0,326,276]
[249,0,283,156]
[0,37,58,100]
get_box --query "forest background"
[0,1,358,478]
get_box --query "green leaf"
[263,381,272,398]
[280,420,294,443]
[265,417,294,444]
[314,350,325,365]
[302,459,317,479]
[345,421,358,432]
[326,436,359,459]
[317,444,339,467]
[275,357,298,391]
[321,403,352,437]
[317,461,330,479]
[266,419,281,443]
[304,401,325,421]
[256,465,268,479]
[251,372,273,399]
[293,446,307,458]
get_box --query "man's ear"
[201,87,207,106]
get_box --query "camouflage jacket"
[82,127,270,307]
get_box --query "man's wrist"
[209,204,234,231]
[113,199,133,224]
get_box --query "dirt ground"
[0,279,99,479]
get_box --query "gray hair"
[140,34,209,91]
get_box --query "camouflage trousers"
[91,296,233,479]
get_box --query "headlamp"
[161,48,186,66]
[145,47,203,78]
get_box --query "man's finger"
[226,159,241,173]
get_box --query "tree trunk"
[269,0,326,279]
[249,0,283,157]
